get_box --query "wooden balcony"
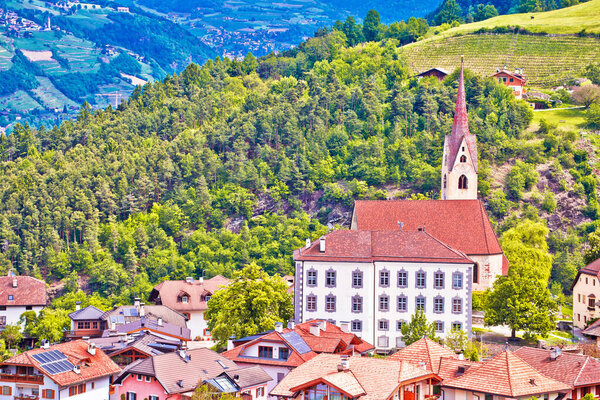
[0,373,44,384]
[15,396,39,400]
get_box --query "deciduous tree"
[206,263,293,348]
[400,310,437,345]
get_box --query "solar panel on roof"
[281,331,311,354]
[32,350,75,375]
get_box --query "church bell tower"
[441,57,478,200]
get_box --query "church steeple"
[441,56,478,200]
[451,56,470,137]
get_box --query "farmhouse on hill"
[493,68,527,99]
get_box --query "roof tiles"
[0,274,46,306]
[388,337,457,373]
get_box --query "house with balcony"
[572,258,600,329]
[149,276,229,340]
[102,316,191,343]
[0,339,120,400]
[0,272,46,328]
[67,304,106,339]
[492,69,527,99]
[114,348,271,400]
[90,331,180,367]
[223,320,373,395]
[271,353,440,400]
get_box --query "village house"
[514,347,600,400]
[90,331,181,367]
[440,350,570,400]
[0,339,120,400]
[149,275,229,340]
[349,60,507,293]
[492,68,527,99]
[0,271,46,328]
[67,299,188,340]
[293,230,474,351]
[416,67,449,81]
[102,316,191,343]
[271,353,440,400]
[223,320,374,394]
[571,257,600,329]
[114,347,271,400]
[388,337,458,372]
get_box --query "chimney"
[140,304,145,317]
[75,301,81,311]
[157,317,163,326]
[227,335,236,351]
[275,322,283,333]
[457,352,465,360]
[319,237,325,253]
[134,298,141,308]
[339,355,349,371]
[186,277,194,284]
[12,278,17,288]
[309,323,320,337]
[87,343,96,356]
[199,276,204,284]
[73,365,81,374]
[340,321,350,333]
[40,340,50,349]
[287,320,295,330]
[305,238,311,249]
[550,347,562,360]
[318,320,327,331]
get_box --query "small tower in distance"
[441,56,478,200]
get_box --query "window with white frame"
[452,298,463,314]
[397,296,407,312]
[326,270,336,287]
[351,320,362,331]
[379,295,389,312]
[435,321,444,333]
[416,296,425,311]
[397,270,408,288]
[307,270,317,286]
[306,295,316,311]
[434,271,444,289]
[352,270,363,288]
[396,320,406,331]
[434,297,444,313]
[380,270,390,287]
[416,271,426,288]
[379,319,389,331]
[352,295,363,313]
[453,272,463,289]
[325,295,336,312]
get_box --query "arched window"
[473,263,479,284]
[443,174,447,188]
[460,155,467,163]
[458,175,468,189]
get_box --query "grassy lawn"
[429,0,600,37]
[561,303,573,318]
[531,107,587,131]
[0,90,43,112]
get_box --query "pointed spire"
[451,55,470,136]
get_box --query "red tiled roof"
[583,318,600,337]
[571,258,600,291]
[0,274,46,306]
[514,347,600,388]
[149,275,229,312]
[271,354,438,400]
[388,337,457,373]
[436,357,478,382]
[493,70,527,83]
[223,331,318,368]
[293,320,374,354]
[351,200,502,256]
[441,351,570,397]
[294,230,473,264]
[2,340,120,386]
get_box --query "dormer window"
[182,296,188,303]
[205,295,211,302]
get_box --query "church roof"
[446,59,478,173]
[351,200,502,256]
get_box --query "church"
[293,60,507,349]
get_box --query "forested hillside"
[0,30,597,306]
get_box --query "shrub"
[541,191,557,213]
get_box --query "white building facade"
[294,231,473,352]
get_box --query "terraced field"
[0,90,43,111]
[32,77,79,109]
[402,34,600,87]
